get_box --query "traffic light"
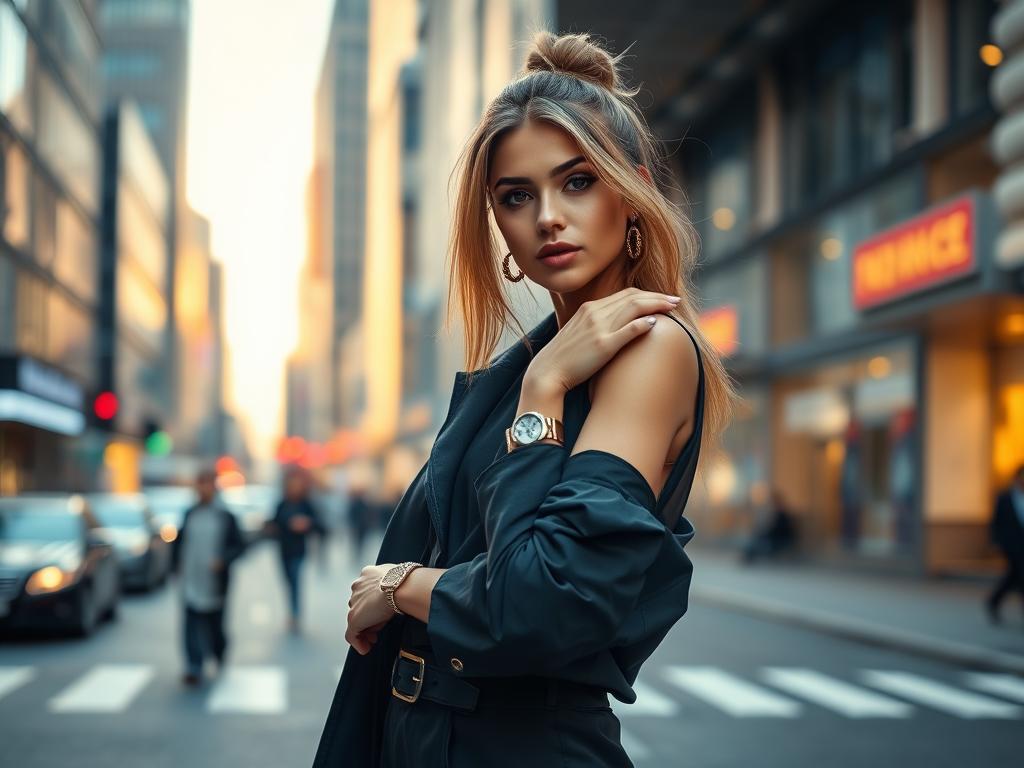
[143,419,173,456]
[93,391,119,422]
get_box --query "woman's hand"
[526,287,681,394]
[345,563,398,655]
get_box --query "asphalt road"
[1,534,1021,767]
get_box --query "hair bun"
[523,31,624,92]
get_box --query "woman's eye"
[566,174,595,192]
[501,190,530,207]
[499,175,594,208]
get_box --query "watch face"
[513,413,545,444]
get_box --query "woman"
[313,30,733,767]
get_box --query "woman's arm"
[423,320,699,676]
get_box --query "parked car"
[142,485,194,545]
[88,493,171,591]
[220,484,276,545]
[0,494,120,637]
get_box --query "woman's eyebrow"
[493,155,587,188]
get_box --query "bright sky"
[185,0,335,458]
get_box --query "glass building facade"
[0,0,103,493]
[679,0,1011,574]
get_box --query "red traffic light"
[93,391,119,421]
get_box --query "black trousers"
[381,635,632,768]
[988,558,1024,613]
[184,605,227,675]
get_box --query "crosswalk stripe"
[48,664,154,713]
[963,673,1024,704]
[0,667,35,702]
[612,679,679,718]
[664,666,801,717]
[207,666,286,714]
[618,725,651,761]
[861,671,1022,719]
[761,668,912,718]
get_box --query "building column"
[992,0,1024,267]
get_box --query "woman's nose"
[536,194,566,234]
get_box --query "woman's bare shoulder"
[572,312,699,492]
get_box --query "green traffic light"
[145,430,173,456]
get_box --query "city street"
[1,536,1022,768]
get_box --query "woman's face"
[487,119,632,296]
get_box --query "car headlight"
[26,566,75,595]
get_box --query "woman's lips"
[538,247,581,267]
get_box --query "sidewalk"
[687,547,1024,674]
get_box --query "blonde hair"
[445,30,736,456]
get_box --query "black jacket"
[271,497,326,558]
[312,310,700,767]
[170,502,246,597]
[991,490,1024,562]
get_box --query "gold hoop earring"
[626,218,644,261]
[502,252,525,282]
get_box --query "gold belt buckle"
[392,649,425,703]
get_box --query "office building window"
[15,268,47,357]
[36,71,100,215]
[951,0,998,116]
[1,135,32,250]
[682,83,757,261]
[100,0,187,27]
[103,51,161,79]
[0,3,33,137]
[138,104,165,135]
[781,1,913,209]
[48,291,93,381]
[54,198,97,303]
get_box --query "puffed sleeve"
[426,442,667,676]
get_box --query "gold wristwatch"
[505,411,564,452]
[379,561,423,615]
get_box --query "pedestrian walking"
[741,489,798,564]
[171,468,246,687]
[313,31,734,767]
[267,467,325,633]
[986,464,1024,625]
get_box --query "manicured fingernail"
[666,295,681,303]
[647,316,657,325]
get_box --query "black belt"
[391,646,610,712]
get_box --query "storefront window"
[775,340,918,559]
[688,385,771,542]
